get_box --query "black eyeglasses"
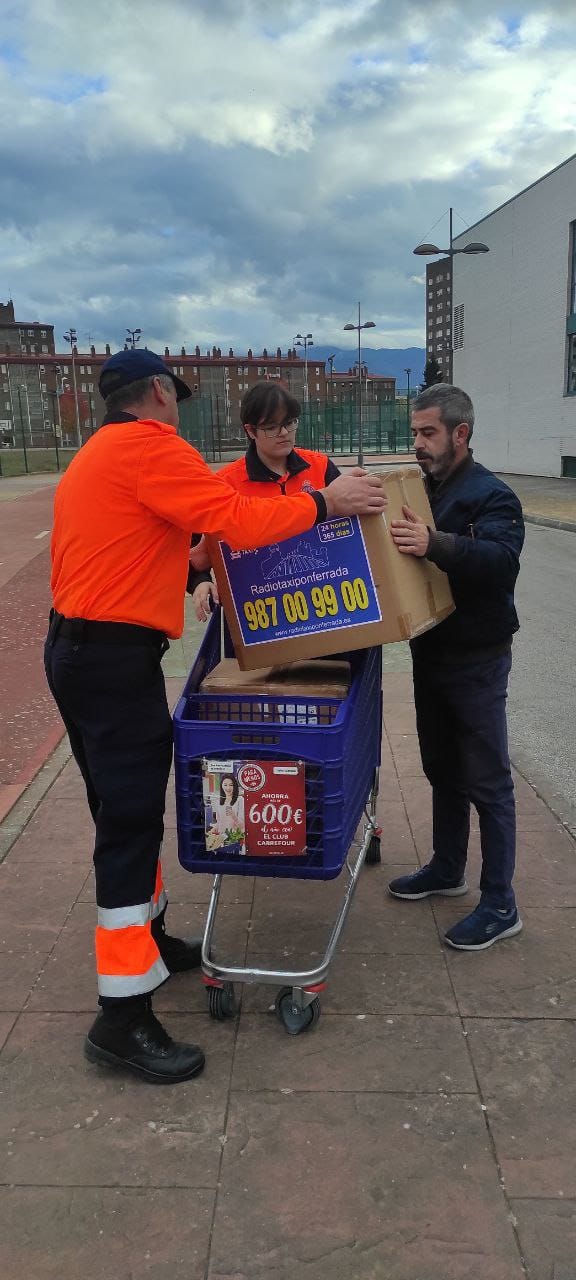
[256,417,299,437]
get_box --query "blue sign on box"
[219,517,382,647]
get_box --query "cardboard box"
[207,467,454,670]
[199,657,351,725]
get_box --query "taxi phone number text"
[242,578,370,631]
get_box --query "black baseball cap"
[99,348,192,402]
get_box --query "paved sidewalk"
[2,638,576,1279]
[2,468,576,1276]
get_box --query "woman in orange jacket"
[189,381,340,619]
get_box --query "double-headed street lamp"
[293,332,313,404]
[63,327,82,448]
[413,208,489,381]
[343,304,376,467]
[126,328,142,349]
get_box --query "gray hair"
[104,373,174,414]
[412,383,474,440]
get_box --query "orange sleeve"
[136,433,318,550]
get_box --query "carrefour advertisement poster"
[202,759,306,857]
[218,516,381,647]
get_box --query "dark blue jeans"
[412,651,516,910]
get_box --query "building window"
[453,304,464,349]
[567,335,576,394]
[570,221,576,316]
[42,345,48,354]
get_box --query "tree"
[58,388,90,439]
[421,357,444,390]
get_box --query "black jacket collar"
[101,410,140,426]
[426,450,474,497]
[245,440,310,482]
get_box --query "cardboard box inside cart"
[199,657,351,724]
[206,467,454,670]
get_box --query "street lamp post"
[63,328,82,448]
[16,386,29,473]
[49,390,61,470]
[404,367,412,438]
[413,208,489,382]
[126,328,142,349]
[293,332,313,405]
[18,383,33,443]
[343,303,376,467]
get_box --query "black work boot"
[85,995,205,1084]
[151,906,202,973]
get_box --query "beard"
[416,436,457,480]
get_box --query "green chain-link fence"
[177,395,412,460]
[0,396,412,477]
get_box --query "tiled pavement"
[2,656,576,1279]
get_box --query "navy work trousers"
[412,650,516,910]
[43,630,173,916]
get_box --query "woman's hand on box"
[390,505,430,557]
[192,580,219,621]
[189,536,212,571]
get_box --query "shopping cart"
[173,607,382,1034]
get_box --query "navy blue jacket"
[411,454,524,660]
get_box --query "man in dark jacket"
[387,384,525,950]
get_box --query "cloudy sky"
[1,0,575,356]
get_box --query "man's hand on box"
[192,580,219,621]
[322,472,388,518]
[390,505,430,557]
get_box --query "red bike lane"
[0,480,65,821]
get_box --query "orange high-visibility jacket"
[50,418,322,638]
[217,443,337,496]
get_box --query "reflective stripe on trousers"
[96,874,170,997]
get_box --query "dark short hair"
[219,774,239,805]
[240,382,300,428]
[104,373,174,415]
[412,383,474,440]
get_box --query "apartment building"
[425,260,453,381]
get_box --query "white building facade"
[452,154,576,477]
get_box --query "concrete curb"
[0,737,71,864]
[510,746,576,841]
[523,513,576,533]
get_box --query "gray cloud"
[1,0,575,354]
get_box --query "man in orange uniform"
[189,381,340,619]
[44,348,386,1084]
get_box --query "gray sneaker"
[388,864,468,900]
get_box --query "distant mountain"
[311,346,425,386]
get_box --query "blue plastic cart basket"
[173,608,383,1032]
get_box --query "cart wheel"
[275,987,321,1035]
[365,833,382,865]
[207,983,236,1021]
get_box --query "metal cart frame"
[173,609,382,1034]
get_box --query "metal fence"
[0,396,413,477]
[177,395,412,460]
